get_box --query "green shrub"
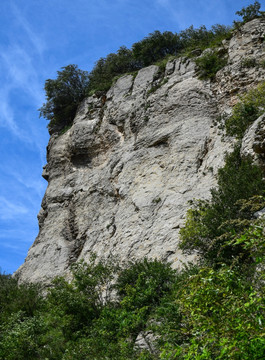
[0,276,44,360]
[116,258,176,309]
[45,255,118,338]
[235,1,263,23]
[0,312,46,360]
[231,218,265,265]
[241,57,257,68]
[88,46,139,94]
[195,50,227,80]
[179,24,231,54]
[0,274,42,322]
[132,31,182,67]
[225,81,265,138]
[179,144,265,266]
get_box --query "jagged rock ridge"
[17,19,265,283]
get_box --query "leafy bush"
[0,276,44,360]
[179,24,231,55]
[179,144,265,265]
[116,258,176,310]
[195,50,227,80]
[231,218,265,265]
[0,312,46,360]
[132,31,182,67]
[88,46,139,94]
[241,57,257,68]
[160,265,265,359]
[43,257,177,359]
[39,64,89,134]
[0,274,42,322]
[225,81,265,138]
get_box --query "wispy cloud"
[6,167,46,200]
[0,93,19,136]
[0,89,34,143]
[10,2,46,56]
[1,44,44,106]
[0,2,48,159]
[154,0,231,29]
[0,196,29,221]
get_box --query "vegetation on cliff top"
[40,2,264,134]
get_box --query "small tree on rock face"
[39,64,89,134]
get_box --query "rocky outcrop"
[215,17,265,109]
[17,19,265,283]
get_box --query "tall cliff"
[17,19,265,283]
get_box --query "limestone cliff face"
[17,19,265,283]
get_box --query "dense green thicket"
[1,235,265,359]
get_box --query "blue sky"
[0,0,264,274]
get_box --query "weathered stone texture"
[17,19,265,283]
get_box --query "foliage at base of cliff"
[1,217,265,359]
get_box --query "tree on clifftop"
[39,64,89,134]
[236,1,263,23]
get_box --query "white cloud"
[0,90,32,143]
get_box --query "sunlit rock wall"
[17,18,265,283]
